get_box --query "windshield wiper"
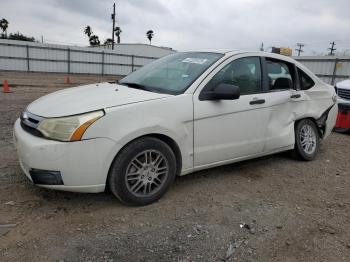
[119,82,150,91]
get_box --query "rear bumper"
[13,119,118,193]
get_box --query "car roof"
[183,49,297,62]
[182,49,321,84]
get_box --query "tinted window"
[298,69,315,90]
[266,59,294,90]
[204,57,262,95]
[119,52,223,95]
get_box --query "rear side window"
[298,69,315,90]
[266,59,295,91]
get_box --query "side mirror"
[200,83,240,101]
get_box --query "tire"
[333,127,350,134]
[108,137,177,206]
[293,119,320,161]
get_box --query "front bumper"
[13,119,118,193]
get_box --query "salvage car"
[14,51,338,205]
[334,79,350,133]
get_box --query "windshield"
[119,52,223,94]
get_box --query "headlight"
[37,110,104,142]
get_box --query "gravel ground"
[0,71,349,262]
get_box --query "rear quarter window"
[265,58,296,91]
[298,69,315,90]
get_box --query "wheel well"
[147,134,182,176]
[295,117,324,138]
[109,134,182,178]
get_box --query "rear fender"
[316,104,337,138]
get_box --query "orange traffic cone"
[65,76,71,84]
[2,80,11,93]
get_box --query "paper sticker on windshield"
[182,58,208,64]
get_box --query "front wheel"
[108,137,177,206]
[293,119,320,161]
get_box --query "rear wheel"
[293,119,320,161]
[108,137,177,206]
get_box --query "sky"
[1,0,350,55]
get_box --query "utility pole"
[260,42,264,51]
[295,43,304,56]
[111,2,116,50]
[328,41,336,55]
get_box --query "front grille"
[337,88,350,101]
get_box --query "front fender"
[83,95,194,172]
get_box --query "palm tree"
[84,26,100,46]
[146,30,154,45]
[84,26,93,38]
[104,38,114,46]
[114,26,122,44]
[89,35,100,46]
[0,18,9,38]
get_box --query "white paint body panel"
[27,83,171,118]
[336,79,350,90]
[336,79,350,105]
[13,119,117,193]
[14,51,337,193]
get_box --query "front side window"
[266,59,294,91]
[204,57,262,95]
[298,68,315,90]
[119,52,223,94]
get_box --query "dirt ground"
[0,71,349,262]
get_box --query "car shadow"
[28,150,294,208]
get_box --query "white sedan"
[14,51,337,205]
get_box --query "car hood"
[336,79,350,90]
[27,82,172,117]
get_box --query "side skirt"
[179,145,294,176]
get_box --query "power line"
[328,41,336,55]
[295,43,304,56]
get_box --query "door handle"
[249,99,265,105]
[290,94,301,99]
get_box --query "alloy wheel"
[300,124,317,155]
[125,150,169,197]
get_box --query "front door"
[193,56,270,167]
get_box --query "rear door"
[262,57,303,151]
